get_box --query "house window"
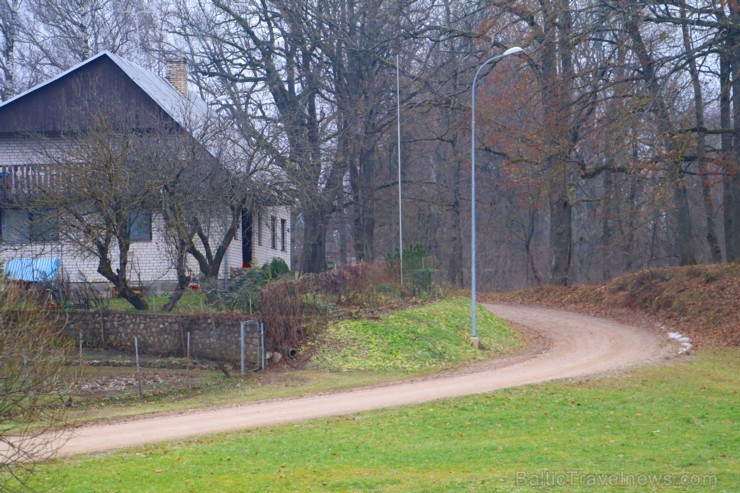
[270,215,276,250]
[30,208,59,242]
[1,208,28,243]
[130,211,152,241]
[257,213,263,246]
[0,208,58,243]
[280,218,286,252]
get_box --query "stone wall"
[62,311,262,366]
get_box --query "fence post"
[260,320,265,371]
[186,331,191,389]
[240,321,246,377]
[79,331,83,368]
[134,336,142,398]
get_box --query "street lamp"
[471,46,523,344]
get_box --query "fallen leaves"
[483,264,739,348]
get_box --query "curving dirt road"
[51,304,669,457]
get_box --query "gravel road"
[48,304,670,457]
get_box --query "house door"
[241,209,253,268]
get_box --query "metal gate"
[240,319,265,375]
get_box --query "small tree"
[155,104,290,310]
[32,110,182,310]
[0,281,69,489]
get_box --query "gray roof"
[0,52,286,184]
[0,51,208,130]
[106,51,208,128]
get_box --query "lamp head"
[502,46,524,57]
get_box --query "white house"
[0,51,291,291]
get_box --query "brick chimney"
[166,56,188,97]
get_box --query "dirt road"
[53,304,669,456]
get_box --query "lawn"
[27,349,738,492]
[105,292,213,314]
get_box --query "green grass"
[25,349,738,492]
[105,292,211,313]
[310,297,521,372]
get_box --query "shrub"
[297,262,393,304]
[386,245,443,298]
[266,257,291,278]
[0,282,70,488]
[217,267,268,313]
[411,268,437,296]
[260,280,303,351]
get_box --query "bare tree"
[0,0,21,101]
[171,0,341,272]
[18,0,162,80]
[155,108,289,309]
[162,0,738,289]
[0,283,68,491]
[30,110,175,310]
[678,0,721,262]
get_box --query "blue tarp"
[3,258,61,282]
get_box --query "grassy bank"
[310,297,521,372]
[26,349,738,492]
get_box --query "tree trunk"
[728,2,740,262]
[623,134,640,271]
[163,243,191,312]
[95,241,148,311]
[302,209,327,273]
[187,208,240,284]
[540,0,574,285]
[623,3,696,265]
[0,0,18,101]
[548,170,573,285]
[720,19,735,261]
[117,284,148,311]
[524,208,542,286]
[441,0,465,287]
[672,175,696,265]
[602,169,613,280]
[351,146,376,262]
[681,2,721,263]
[446,157,464,287]
[337,198,348,266]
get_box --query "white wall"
[0,214,184,286]
[1,208,293,286]
[0,135,41,165]
[254,205,292,267]
[225,205,292,278]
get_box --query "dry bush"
[260,263,397,353]
[303,262,394,304]
[0,283,70,489]
[260,280,304,352]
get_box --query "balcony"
[0,164,57,201]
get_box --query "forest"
[1,0,738,290]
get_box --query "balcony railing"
[0,164,57,200]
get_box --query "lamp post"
[397,54,404,284]
[471,46,523,344]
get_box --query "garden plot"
[62,349,226,404]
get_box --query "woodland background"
[1,0,738,290]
